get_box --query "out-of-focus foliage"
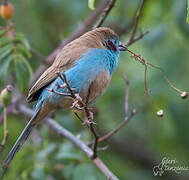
[88,0,95,10]
[0,0,189,180]
[0,25,32,92]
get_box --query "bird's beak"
[119,42,127,51]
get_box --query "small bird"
[3,27,127,173]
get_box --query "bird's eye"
[114,40,117,44]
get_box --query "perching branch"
[53,72,99,158]
[0,0,118,122]
[18,104,119,180]
[0,0,148,127]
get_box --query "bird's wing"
[27,41,88,103]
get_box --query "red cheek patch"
[108,40,117,52]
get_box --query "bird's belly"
[44,70,111,109]
[59,97,73,109]
[85,71,111,105]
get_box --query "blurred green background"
[0,0,189,179]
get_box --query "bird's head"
[104,38,127,53]
[80,27,127,53]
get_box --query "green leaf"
[19,54,33,76]
[63,164,75,179]
[56,142,83,161]
[187,0,189,23]
[0,54,14,80]
[16,44,32,58]
[37,143,56,161]
[0,29,6,37]
[0,166,3,178]
[31,165,46,180]
[14,54,32,92]
[88,0,95,10]
[0,44,13,62]
[73,164,97,180]
[0,37,10,48]
[14,32,30,50]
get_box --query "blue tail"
[2,108,41,176]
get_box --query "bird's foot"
[71,94,83,110]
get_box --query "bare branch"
[97,110,136,143]
[88,76,136,145]
[122,74,130,116]
[93,0,117,29]
[18,104,119,180]
[126,0,146,45]
[125,31,149,46]
[127,48,187,97]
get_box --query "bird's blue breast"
[39,48,119,106]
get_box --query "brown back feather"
[27,27,118,103]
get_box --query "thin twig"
[144,62,149,96]
[18,104,119,180]
[125,31,149,46]
[0,94,21,124]
[126,0,145,45]
[122,74,130,116]
[88,76,136,145]
[93,0,116,29]
[127,48,186,95]
[89,124,99,158]
[0,107,8,152]
[1,107,8,145]
[97,110,136,143]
